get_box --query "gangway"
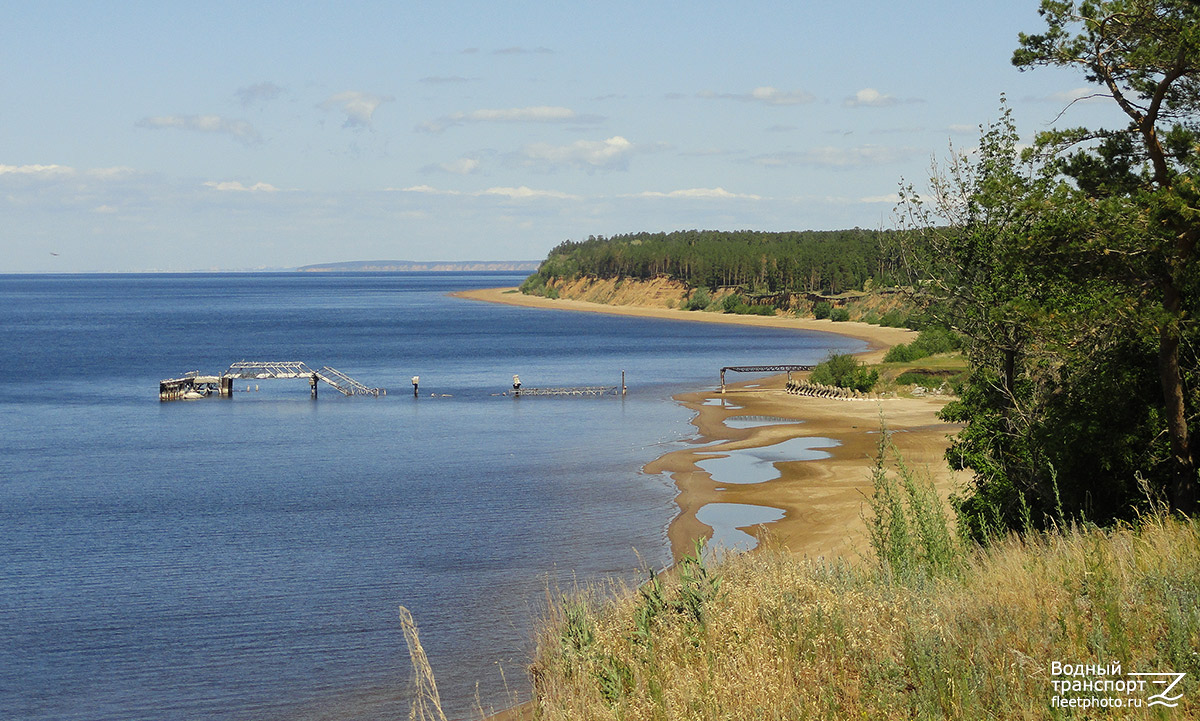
[314,366,380,396]
[224,361,383,397]
[719,364,816,392]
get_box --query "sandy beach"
[456,287,965,561]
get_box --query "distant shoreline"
[298,260,539,273]
[456,287,964,562]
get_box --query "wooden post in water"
[220,376,233,397]
[310,373,318,399]
[622,370,626,396]
[720,368,727,393]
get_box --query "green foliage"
[527,228,903,295]
[865,436,963,582]
[1008,0,1200,514]
[683,287,711,311]
[829,307,850,322]
[812,301,832,319]
[719,291,776,315]
[559,600,596,656]
[944,336,1174,541]
[883,328,963,363]
[878,309,908,327]
[894,370,963,390]
[810,353,879,392]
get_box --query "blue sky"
[2,1,1127,272]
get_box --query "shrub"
[879,309,908,327]
[884,344,918,363]
[810,353,878,392]
[884,328,963,363]
[813,301,832,319]
[722,293,743,313]
[830,307,850,322]
[520,274,546,295]
[684,287,711,311]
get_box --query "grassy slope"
[529,472,1199,719]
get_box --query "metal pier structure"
[160,361,384,401]
[510,386,623,397]
[719,364,816,393]
[159,371,234,401]
[225,361,384,397]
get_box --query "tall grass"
[399,605,449,721]
[527,445,1200,719]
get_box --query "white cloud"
[752,144,919,168]
[0,164,134,181]
[419,105,597,132]
[948,123,977,135]
[628,187,762,200]
[137,114,261,143]
[86,166,135,179]
[394,184,578,200]
[318,91,394,128]
[472,106,575,122]
[845,88,896,107]
[203,181,279,192]
[844,88,925,108]
[0,163,75,177]
[93,204,118,213]
[437,157,481,175]
[519,135,634,171]
[858,193,901,204]
[397,184,452,194]
[481,186,579,200]
[698,86,815,106]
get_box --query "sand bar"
[456,287,965,561]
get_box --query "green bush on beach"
[810,352,878,392]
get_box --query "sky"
[1,1,1131,272]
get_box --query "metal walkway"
[719,364,816,392]
[225,361,383,397]
[509,386,622,397]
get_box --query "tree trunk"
[1159,279,1197,511]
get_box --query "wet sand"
[456,287,965,561]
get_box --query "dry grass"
[527,468,1200,719]
[399,605,450,721]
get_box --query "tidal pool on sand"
[722,415,800,430]
[695,436,841,484]
[697,503,786,554]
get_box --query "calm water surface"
[0,272,862,720]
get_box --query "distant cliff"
[297,260,541,272]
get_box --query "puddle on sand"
[723,415,800,430]
[701,397,742,409]
[697,502,785,554]
[695,436,841,484]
